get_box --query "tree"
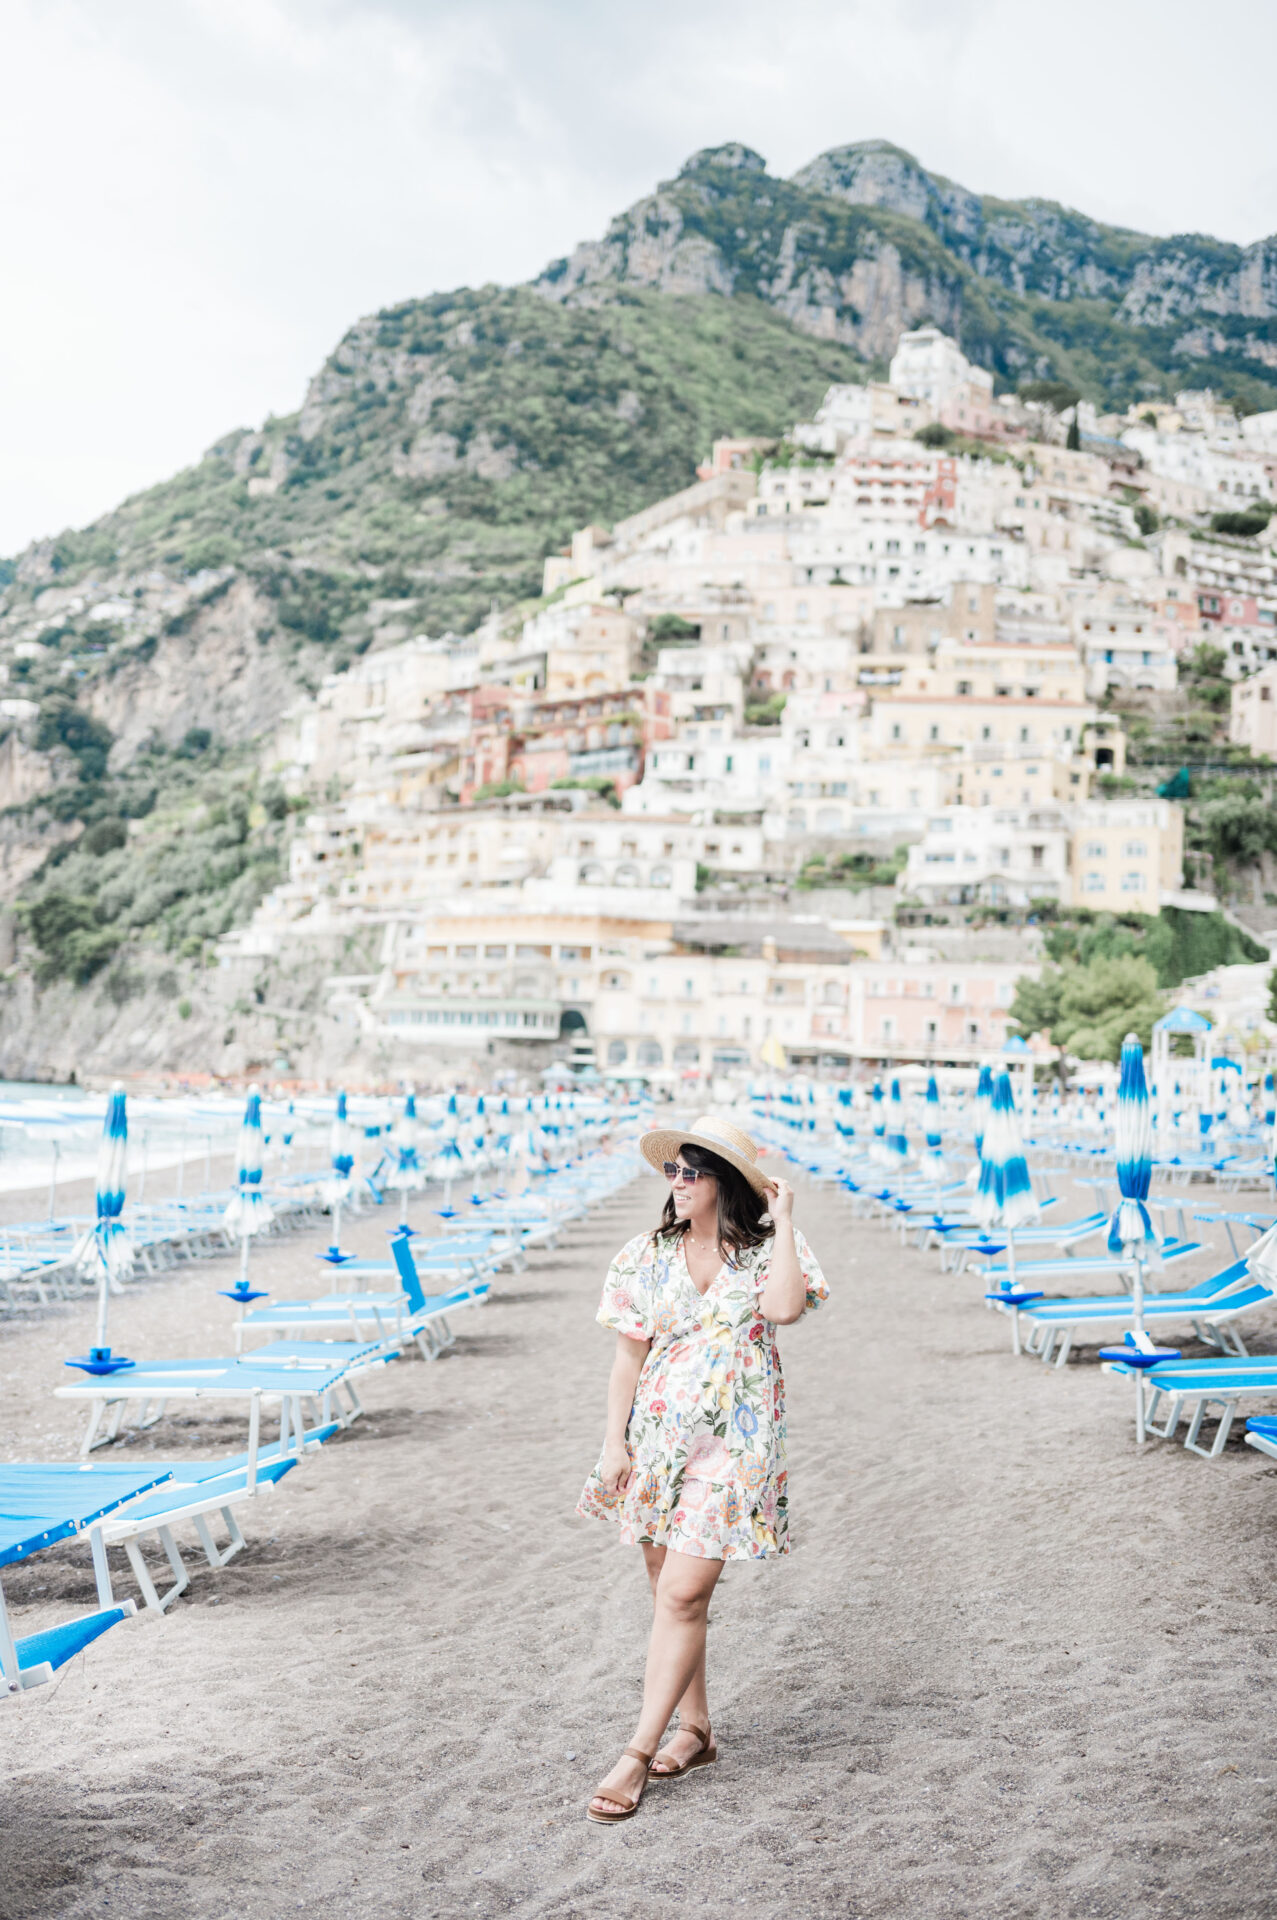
[1010,953,1163,1063]
[1133,502,1159,536]
[1056,954,1163,1060]
[1018,380,1081,413]
[1211,508,1272,538]
[1066,410,1082,451]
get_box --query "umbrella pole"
[1133,1254,1147,1446]
[400,1186,408,1228]
[1007,1233,1021,1355]
[176,1120,186,1201]
[96,1251,109,1349]
[239,1234,250,1286]
[48,1139,59,1222]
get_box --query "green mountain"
[541,142,1277,412]
[2,137,1276,1006]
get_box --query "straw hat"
[639,1113,772,1197]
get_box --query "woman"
[577,1113,827,1824]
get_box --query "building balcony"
[376,997,561,1040]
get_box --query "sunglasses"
[663,1161,711,1184]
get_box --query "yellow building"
[1068,800,1183,914]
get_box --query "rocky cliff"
[0,135,1273,1070]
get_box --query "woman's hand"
[598,1441,633,1495]
[766,1176,795,1224]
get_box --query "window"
[1122,840,1147,858]
[1084,873,1105,893]
[649,864,672,888]
[1121,871,1145,892]
[956,680,972,696]
[606,1039,628,1066]
[673,1042,700,1066]
[1030,845,1045,869]
[637,1040,663,1067]
[928,724,941,742]
[890,723,903,742]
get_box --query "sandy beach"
[1,1167,1275,1919]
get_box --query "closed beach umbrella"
[972,1071,1038,1316]
[386,1089,425,1224]
[431,1091,466,1213]
[886,1077,909,1165]
[972,1072,1036,1233]
[224,1084,274,1284]
[869,1080,889,1164]
[1107,1034,1163,1442]
[921,1073,945,1181]
[81,1083,132,1349]
[325,1089,355,1258]
[972,1064,994,1162]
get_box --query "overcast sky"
[3,0,1275,558]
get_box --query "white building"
[888,328,994,413]
[901,806,1071,909]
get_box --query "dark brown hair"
[653,1141,771,1259]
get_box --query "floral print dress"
[576,1226,828,1561]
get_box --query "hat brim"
[638,1127,773,1197]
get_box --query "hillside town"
[198,327,1277,1087]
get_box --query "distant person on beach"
[577,1113,827,1824]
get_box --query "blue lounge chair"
[236,1240,489,1359]
[1244,1416,1277,1463]
[1102,1354,1277,1458]
[54,1350,390,1456]
[0,1465,172,1695]
[1004,1260,1270,1366]
[88,1421,341,1612]
[970,1237,1202,1286]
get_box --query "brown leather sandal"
[585,1746,654,1824]
[647,1721,718,1780]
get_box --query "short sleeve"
[751,1226,828,1315]
[596,1236,653,1341]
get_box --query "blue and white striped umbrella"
[225,1085,274,1239]
[921,1073,945,1180]
[430,1092,465,1181]
[1105,1033,1172,1441]
[972,1070,1037,1234]
[1264,1071,1275,1131]
[81,1082,132,1346]
[886,1077,909,1165]
[1108,1035,1155,1259]
[869,1080,889,1164]
[328,1089,355,1202]
[386,1090,424,1191]
[972,1064,994,1162]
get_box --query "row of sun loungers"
[1,1148,640,1699]
[0,1189,329,1314]
[785,1126,1277,1467]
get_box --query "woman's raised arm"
[757,1177,806,1325]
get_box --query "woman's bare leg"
[589,1548,724,1817]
